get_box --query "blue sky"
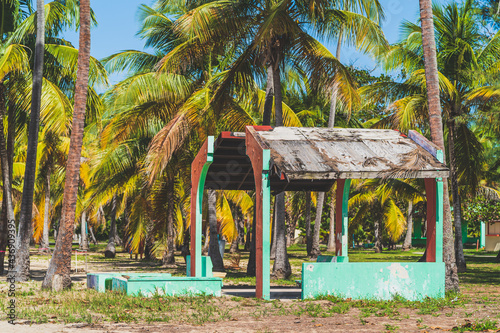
[57,0,453,84]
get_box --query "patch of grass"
[452,318,498,332]
[385,324,399,332]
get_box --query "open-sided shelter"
[189,126,449,300]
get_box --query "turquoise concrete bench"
[87,273,172,292]
[112,276,223,297]
[301,262,445,301]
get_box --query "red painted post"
[246,126,271,300]
[335,179,346,257]
[424,178,437,262]
[246,128,264,298]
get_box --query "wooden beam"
[408,130,443,160]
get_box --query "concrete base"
[87,273,172,292]
[302,262,445,301]
[112,276,223,297]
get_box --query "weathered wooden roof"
[250,127,449,181]
[203,127,449,192]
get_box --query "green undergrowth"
[312,291,467,319]
[452,318,498,332]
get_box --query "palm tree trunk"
[288,212,297,247]
[403,200,413,250]
[0,88,15,275]
[419,0,459,292]
[310,192,324,259]
[322,34,343,256]
[229,210,239,253]
[80,211,89,251]
[144,233,155,259]
[327,189,336,252]
[208,189,224,272]
[374,219,383,253]
[270,199,277,259]
[262,64,274,125]
[272,192,291,278]
[42,0,91,290]
[202,226,209,254]
[104,197,117,258]
[246,205,256,276]
[305,191,312,256]
[88,225,97,245]
[328,31,343,128]
[0,196,7,276]
[244,217,252,251]
[40,171,51,252]
[15,0,45,282]
[163,180,176,264]
[248,59,275,275]
[271,60,290,278]
[0,86,16,272]
[448,120,467,272]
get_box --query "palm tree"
[311,0,386,259]
[0,0,26,276]
[42,0,92,290]
[360,0,499,289]
[15,0,45,282]
[349,179,423,252]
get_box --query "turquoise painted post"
[342,179,351,259]
[435,150,444,263]
[195,136,214,277]
[480,222,486,248]
[262,149,271,300]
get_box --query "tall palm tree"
[0,0,31,276]
[15,0,45,282]
[420,0,457,290]
[42,0,91,290]
[311,0,386,259]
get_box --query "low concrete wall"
[87,273,172,292]
[112,276,223,297]
[302,262,445,301]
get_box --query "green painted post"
[262,149,271,300]
[435,150,444,263]
[342,179,351,258]
[195,136,214,277]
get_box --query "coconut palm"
[15,0,45,282]
[362,0,500,284]
[42,0,92,291]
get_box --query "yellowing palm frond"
[383,199,406,241]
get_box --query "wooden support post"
[335,179,351,258]
[424,178,437,262]
[190,137,214,277]
[246,127,271,300]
